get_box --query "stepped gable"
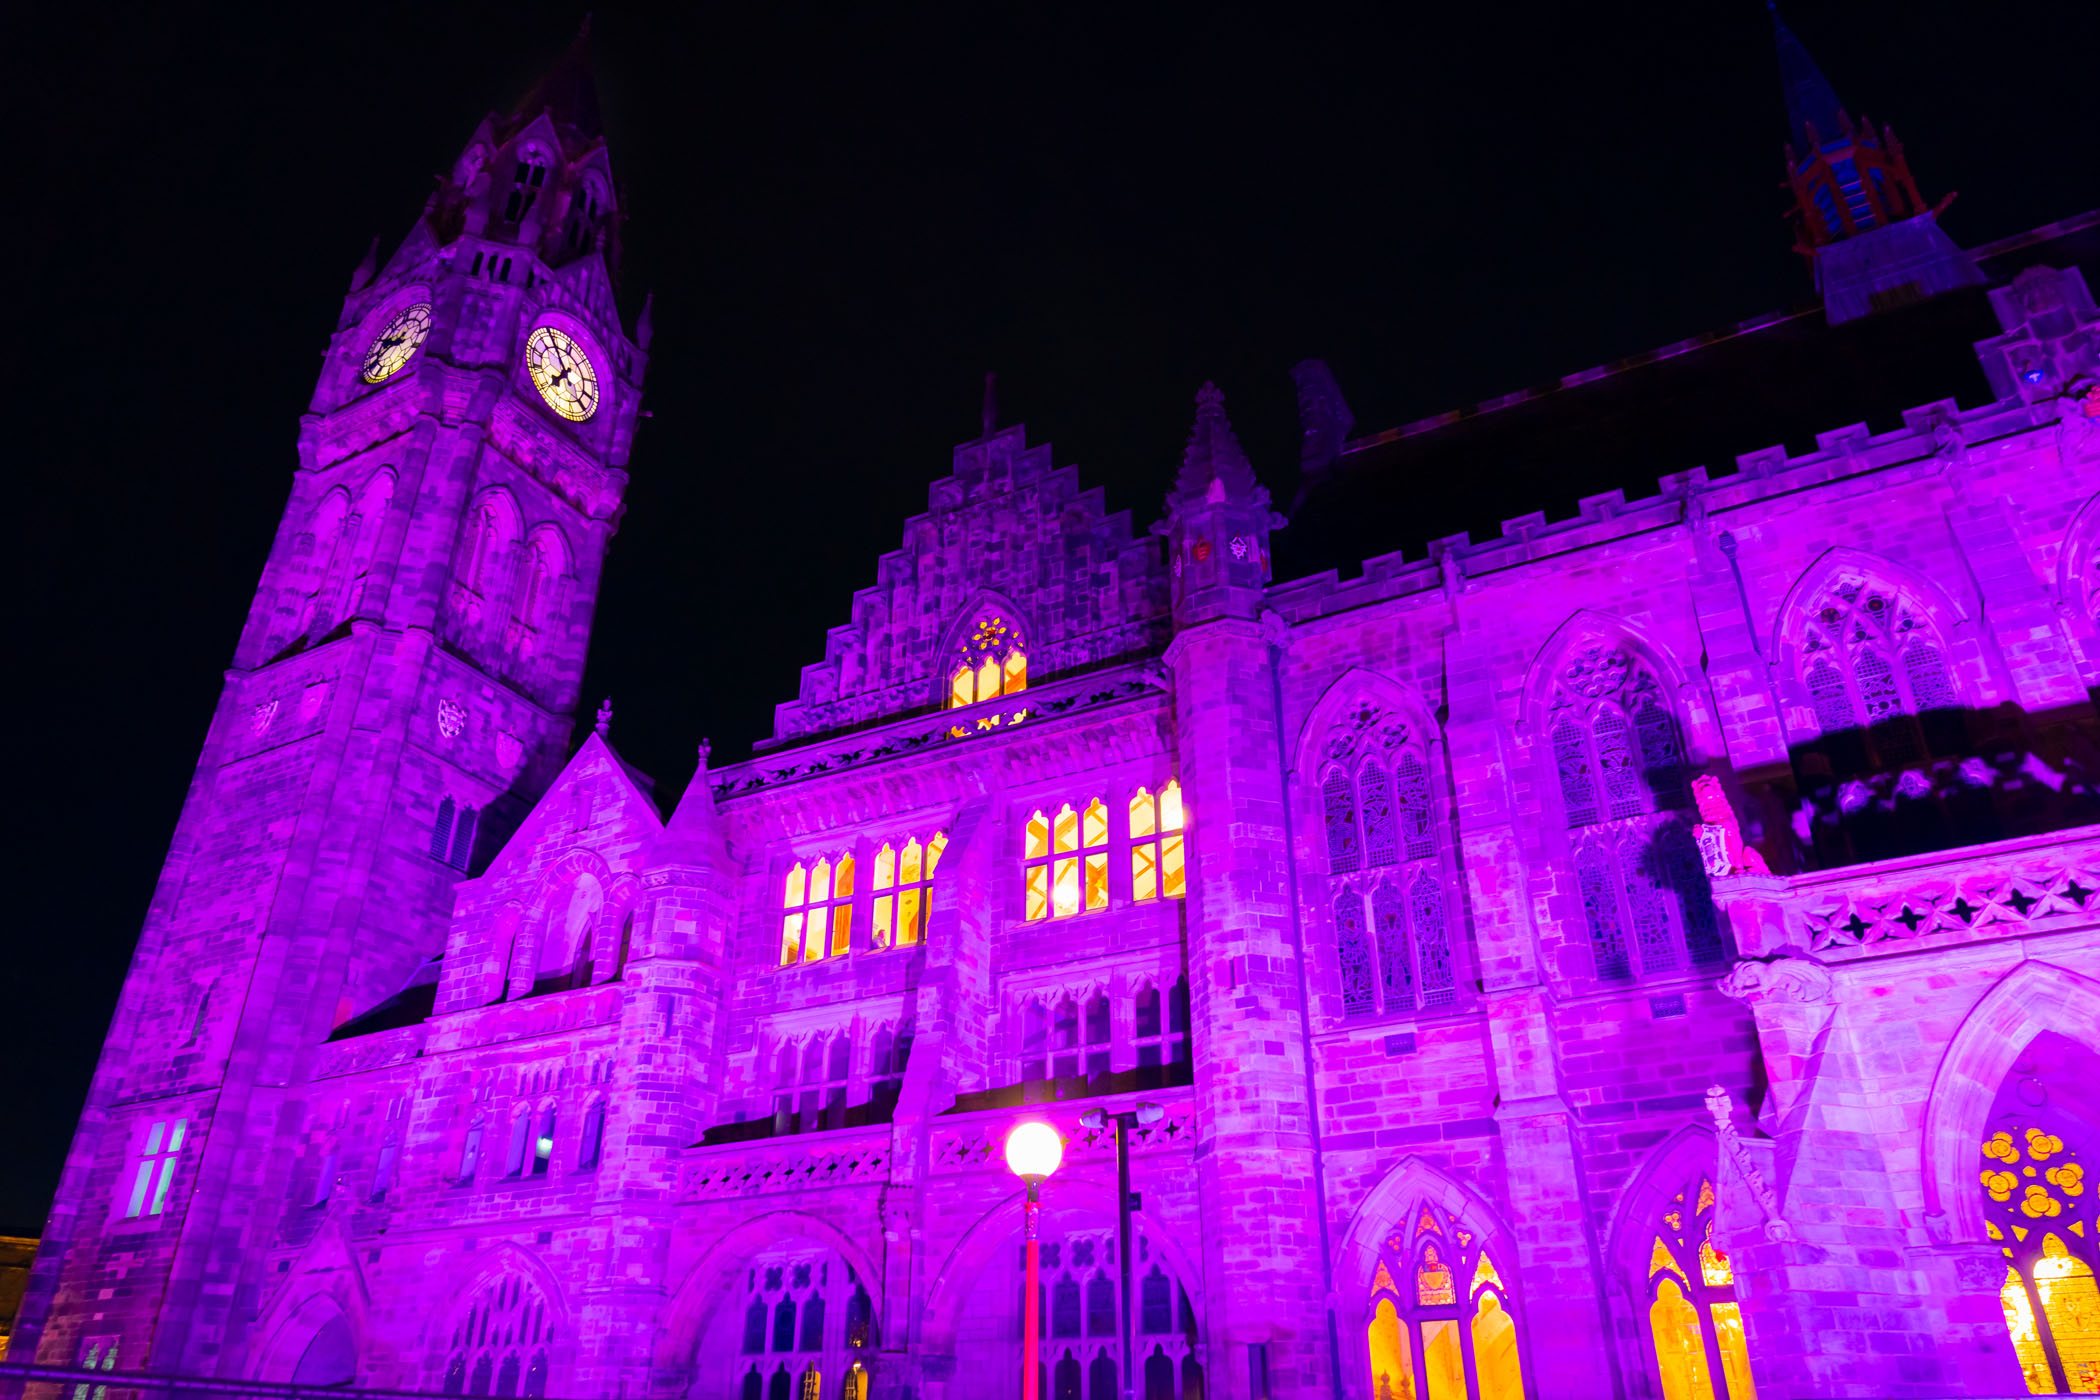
[1280,215,2100,590]
[761,424,1171,749]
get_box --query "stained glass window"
[1362,762,1398,867]
[1806,657,1854,735]
[1411,870,1456,1008]
[1320,735,1455,1021]
[1396,753,1434,860]
[1981,1036,2100,1395]
[1373,883,1414,1014]
[1596,709,1643,820]
[1553,719,1598,828]
[1627,841,1681,977]
[1367,1202,1523,1400]
[1796,576,1961,765]
[948,615,1027,707]
[1549,649,1722,985]
[1335,891,1376,1019]
[1645,1175,1755,1400]
[1633,696,1686,809]
[1324,769,1362,872]
[1577,842,1632,982]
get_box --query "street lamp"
[1006,1120,1064,1400]
[1078,1102,1164,1400]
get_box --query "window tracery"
[1010,1228,1201,1400]
[1316,700,1458,1021]
[440,1270,554,1398]
[1547,644,1724,983]
[1643,1174,1756,1400]
[732,1245,872,1400]
[1364,1201,1523,1400]
[1794,575,1961,765]
[949,615,1027,708]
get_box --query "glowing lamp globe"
[1004,1121,1064,1180]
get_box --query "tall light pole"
[1005,1120,1065,1400]
[1079,1102,1164,1400]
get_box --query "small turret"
[1162,383,1280,625]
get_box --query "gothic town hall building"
[19,17,2100,1400]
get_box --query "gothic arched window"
[1007,1229,1199,1398]
[949,614,1027,708]
[1794,575,1962,766]
[1642,1174,1756,1400]
[439,1270,554,1398]
[1979,1032,2100,1394]
[1364,1202,1524,1400]
[1317,704,1458,1021]
[1547,644,1724,983]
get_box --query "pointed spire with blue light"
[1771,2,1846,161]
[1768,4,1976,322]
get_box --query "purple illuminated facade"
[19,18,2100,1400]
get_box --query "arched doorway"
[1978,1031,2100,1394]
[292,1314,357,1387]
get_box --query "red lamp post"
[1005,1120,1064,1400]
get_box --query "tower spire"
[503,15,602,148]
[1769,2,1845,162]
[1766,5,1976,322]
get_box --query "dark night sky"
[8,1,2099,1233]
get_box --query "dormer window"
[949,615,1026,708]
[505,156,548,223]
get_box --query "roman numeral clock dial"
[360,302,432,383]
[525,325,600,422]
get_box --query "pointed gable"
[473,732,663,889]
[763,424,1172,747]
[434,733,664,1014]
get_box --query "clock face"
[525,325,600,422]
[361,303,432,384]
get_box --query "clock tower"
[14,26,648,1376]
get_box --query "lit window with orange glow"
[1130,780,1187,901]
[1980,1073,2100,1396]
[1024,800,1109,920]
[1643,1175,1755,1400]
[948,615,1027,708]
[779,854,854,966]
[873,832,946,949]
[1365,1201,1524,1400]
